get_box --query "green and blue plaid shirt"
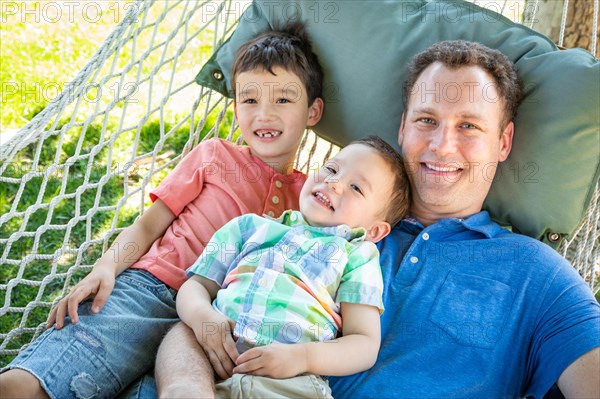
[187,210,384,346]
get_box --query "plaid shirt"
[187,210,384,346]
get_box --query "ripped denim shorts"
[2,269,178,399]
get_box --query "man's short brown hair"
[403,40,523,129]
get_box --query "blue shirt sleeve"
[525,258,600,397]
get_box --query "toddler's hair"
[352,135,410,227]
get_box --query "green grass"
[0,1,236,365]
[0,2,122,131]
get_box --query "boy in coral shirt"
[0,22,324,399]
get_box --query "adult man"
[156,40,599,399]
[327,40,600,398]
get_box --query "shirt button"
[272,195,280,204]
[259,278,267,287]
[422,233,430,241]
[410,256,419,264]
[275,180,283,188]
[267,211,275,217]
[304,231,312,238]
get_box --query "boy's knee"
[0,368,50,399]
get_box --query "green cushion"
[196,0,600,246]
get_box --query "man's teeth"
[255,130,282,138]
[314,192,334,210]
[426,163,460,172]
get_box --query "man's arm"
[557,347,600,399]
[233,302,381,378]
[176,275,240,378]
[155,321,217,399]
[47,199,176,328]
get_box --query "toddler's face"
[234,66,322,173]
[299,143,395,241]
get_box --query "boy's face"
[234,66,323,174]
[299,143,394,243]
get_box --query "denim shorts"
[2,269,178,399]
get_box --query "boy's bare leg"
[156,321,216,399]
[0,369,50,399]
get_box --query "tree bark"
[524,0,599,57]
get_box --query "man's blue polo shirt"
[329,211,600,398]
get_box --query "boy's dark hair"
[353,135,410,227]
[231,21,324,105]
[403,40,523,130]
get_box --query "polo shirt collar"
[460,211,506,238]
[273,210,367,242]
[244,147,305,179]
[401,211,504,239]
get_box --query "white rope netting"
[1,0,598,365]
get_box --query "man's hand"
[191,312,239,379]
[233,343,308,379]
[46,267,115,329]
[178,275,242,379]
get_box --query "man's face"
[399,62,513,224]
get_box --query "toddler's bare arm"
[233,302,381,378]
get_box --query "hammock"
[1,0,598,365]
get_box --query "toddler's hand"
[233,343,308,379]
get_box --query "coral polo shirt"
[130,138,306,290]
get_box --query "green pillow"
[196,0,600,246]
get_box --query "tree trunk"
[525,0,599,57]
